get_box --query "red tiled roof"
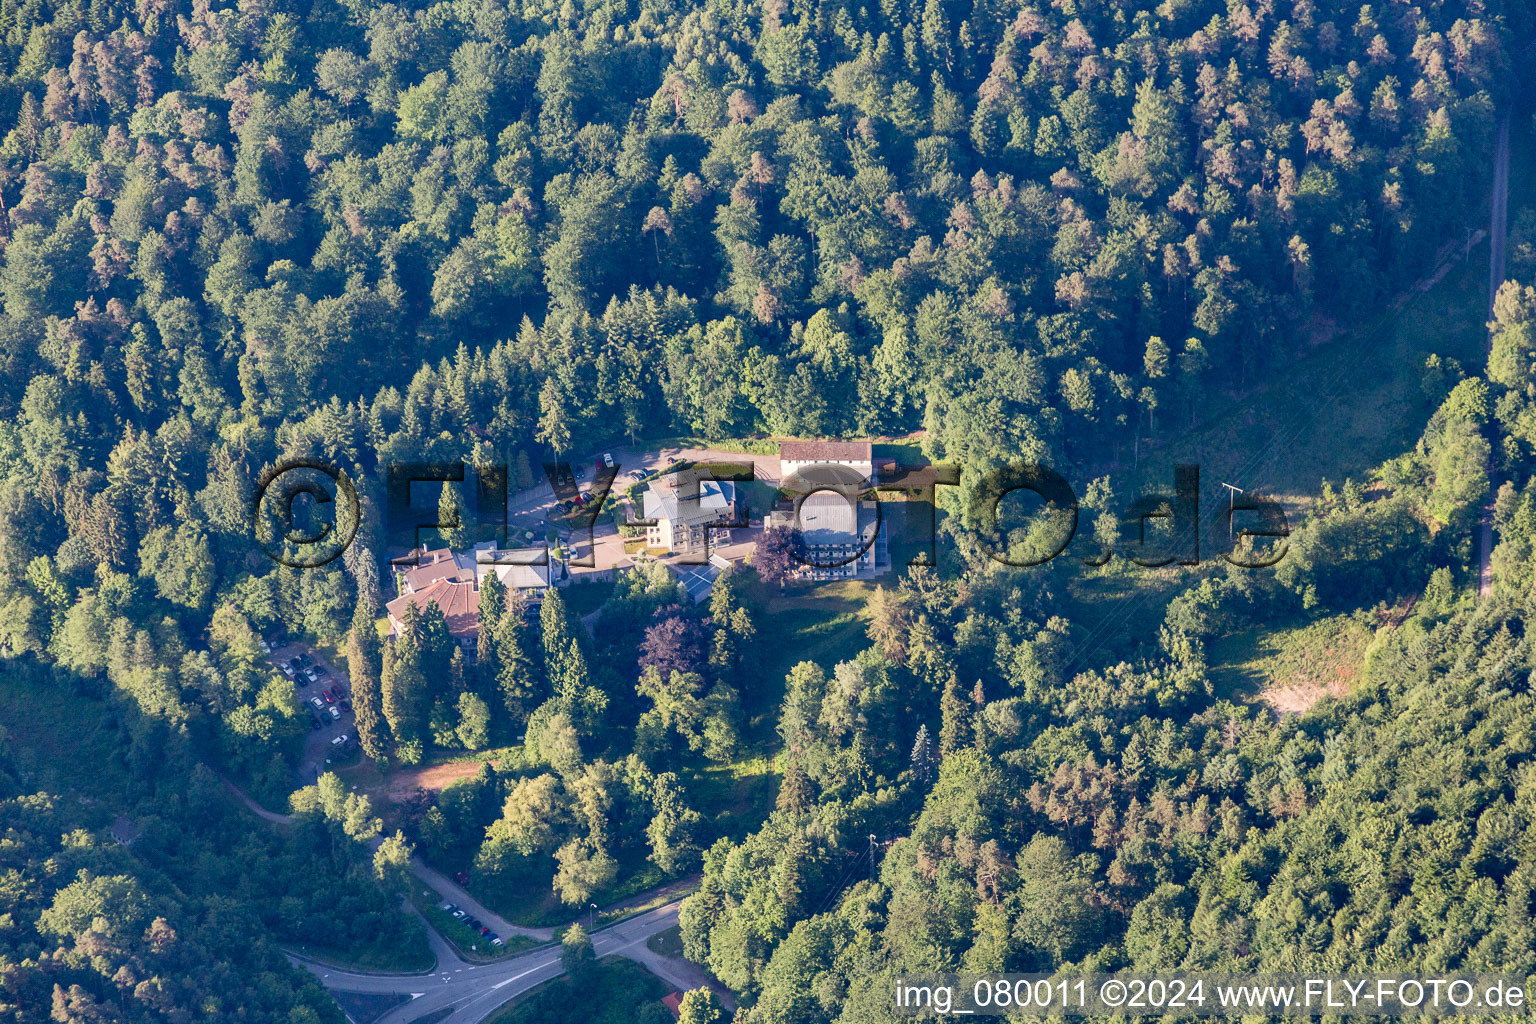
[661,992,683,1019]
[400,548,472,592]
[779,440,872,462]
[386,578,480,638]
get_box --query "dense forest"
[0,0,1532,1017]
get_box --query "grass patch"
[873,440,927,465]
[1126,248,1488,520]
[409,884,537,960]
[646,925,684,958]
[485,959,673,1024]
[469,858,675,929]
[742,578,875,743]
[1207,611,1376,714]
[0,665,133,805]
[470,860,567,927]
[297,934,435,974]
[686,757,777,839]
[1053,566,1201,672]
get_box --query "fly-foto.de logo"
[251,457,1289,571]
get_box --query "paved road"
[1478,108,1512,599]
[292,900,686,1024]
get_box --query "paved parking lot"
[268,638,355,779]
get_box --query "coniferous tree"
[777,757,815,813]
[938,673,970,757]
[437,480,466,550]
[496,594,540,725]
[910,723,935,783]
[347,595,389,761]
[477,571,506,680]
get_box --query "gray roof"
[477,547,552,591]
[799,491,858,544]
[643,476,734,524]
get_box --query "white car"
[601,452,615,468]
[328,706,342,721]
[281,664,295,678]
[259,639,271,653]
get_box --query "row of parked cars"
[440,902,505,947]
[307,685,351,725]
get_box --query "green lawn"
[645,925,684,958]
[686,757,777,840]
[742,577,876,743]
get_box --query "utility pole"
[868,834,877,880]
[589,903,597,931]
[1220,482,1243,542]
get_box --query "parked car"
[454,871,470,885]
[313,666,329,681]
[441,902,456,912]
[340,700,352,711]
[310,715,322,730]
[323,690,335,703]
[328,706,341,721]
[259,639,271,654]
[600,452,615,469]
[491,937,504,947]
[451,909,467,919]
[304,668,318,683]
[288,657,303,671]
[330,733,349,748]
[281,664,295,678]
[309,696,325,711]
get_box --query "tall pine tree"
[347,594,389,761]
